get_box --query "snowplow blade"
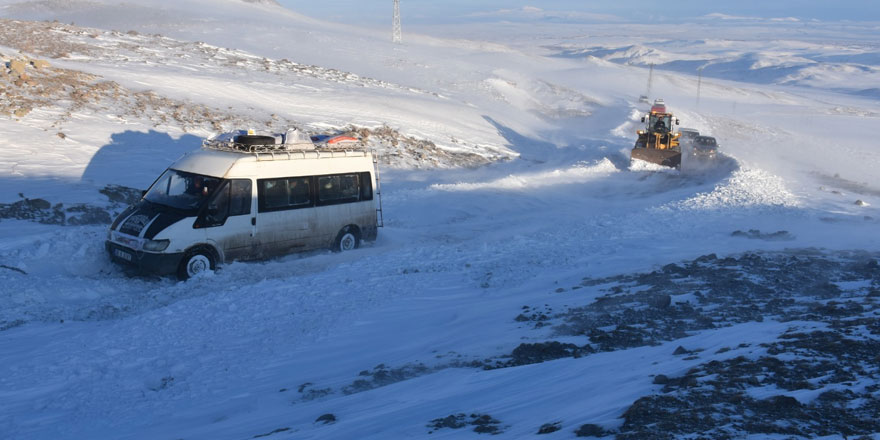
[631,148,681,168]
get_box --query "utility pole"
[392,0,402,44]
[639,63,654,103]
[696,66,703,107]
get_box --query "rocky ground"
[548,251,880,439]
[281,250,879,438]
[0,184,140,226]
[513,250,879,438]
[0,18,498,170]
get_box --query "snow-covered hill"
[1,1,879,439]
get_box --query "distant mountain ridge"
[239,0,280,6]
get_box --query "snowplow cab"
[631,99,682,168]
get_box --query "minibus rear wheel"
[178,247,216,280]
[334,226,360,252]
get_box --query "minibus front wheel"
[334,226,361,252]
[178,246,217,280]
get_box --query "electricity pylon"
[392,0,402,43]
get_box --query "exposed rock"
[549,251,878,355]
[100,184,143,206]
[0,197,112,225]
[8,59,25,75]
[297,382,331,401]
[31,59,50,69]
[537,422,562,434]
[619,330,880,439]
[314,414,336,425]
[428,414,467,431]
[65,205,112,225]
[652,374,668,385]
[341,362,430,395]
[731,229,794,241]
[490,341,592,369]
[471,414,503,434]
[252,427,291,438]
[574,423,606,437]
[427,413,504,435]
[491,251,880,438]
[648,293,671,309]
[0,319,27,331]
[147,376,174,391]
[23,198,50,210]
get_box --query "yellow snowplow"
[631,99,682,168]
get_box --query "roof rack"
[202,139,305,153]
[201,129,367,156]
[254,149,370,162]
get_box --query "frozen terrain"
[1,1,879,439]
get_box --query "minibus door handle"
[251,217,256,226]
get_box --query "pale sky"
[277,1,876,25]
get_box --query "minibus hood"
[114,200,189,239]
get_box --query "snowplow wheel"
[333,226,360,252]
[178,248,216,280]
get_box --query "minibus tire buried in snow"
[178,245,218,280]
[333,225,360,252]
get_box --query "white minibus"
[106,129,380,279]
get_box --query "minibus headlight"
[143,239,170,252]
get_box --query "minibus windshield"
[144,169,221,211]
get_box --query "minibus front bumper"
[106,241,183,275]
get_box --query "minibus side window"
[317,174,360,206]
[288,177,311,206]
[203,182,231,227]
[263,179,287,210]
[258,177,313,212]
[359,172,373,201]
[229,179,252,216]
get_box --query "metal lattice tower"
[392,0,402,43]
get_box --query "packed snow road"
[1,89,878,440]
[1,137,738,326]
[0,146,703,434]
[2,122,879,439]
[0,121,871,335]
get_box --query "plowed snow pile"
[668,168,800,211]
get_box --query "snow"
[1,1,880,439]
